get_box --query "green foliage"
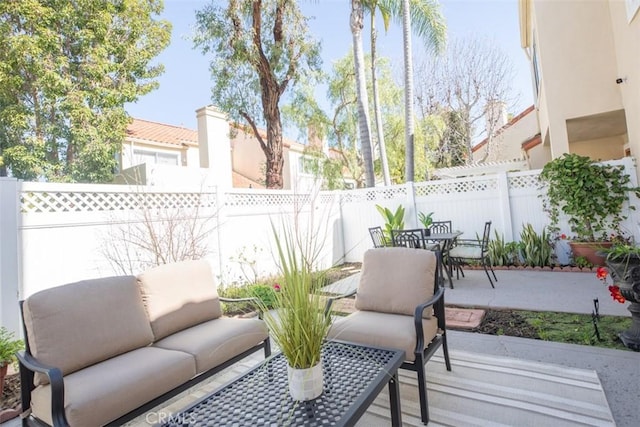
[0,0,171,182]
[519,223,553,267]
[521,311,631,350]
[0,327,24,366]
[539,153,636,242]
[375,204,405,243]
[488,231,520,266]
[418,211,434,229]
[257,223,333,369]
[193,0,321,188]
[573,256,592,269]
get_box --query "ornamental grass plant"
[259,222,333,370]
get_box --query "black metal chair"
[368,226,388,248]
[426,220,461,287]
[326,248,451,425]
[391,228,439,250]
[448,221,497,288]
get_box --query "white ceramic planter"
[287,363,324,401]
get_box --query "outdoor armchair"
[368,226,388,248]
[448,220,497,288]
[326,247,451,425]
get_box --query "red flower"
[560,233,567,240]
[273,283,281,292]
[608,285,626,303]
[596,267,608,280]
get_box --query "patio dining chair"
[391,228,439,250]
[448,220,497,288]
[326,247,451,424]
[368,226,388,248]
[426,220,462,285]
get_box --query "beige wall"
[472,109,539,163]
[526,142,551,170]
[529,0,624,157]
[569,135,627,160]
[608,0,640,161]
[231,133,266,184]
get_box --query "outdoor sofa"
[16,259,271,427]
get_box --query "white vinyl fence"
[1,157,639,335]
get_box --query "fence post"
[621,156,640,243]
[0,178,21,335]
[496,172,514,241]
[405,181,418,228]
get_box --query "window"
[532,35,541,99]
[299,156,319,175]
[133,149,179,166]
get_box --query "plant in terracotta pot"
[539,153,638,266]
[258,223,333,401]
[0,327,23,394]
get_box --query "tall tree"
[0,0,171,182]
[399,0,445,182]
[350,0,375,187]
[365,0,445,185]
[415,36,515,164]
[194,0,321,189]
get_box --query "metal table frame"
[158,340,405,427]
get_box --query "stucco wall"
[570,135,627,160]
[473,108,539,163]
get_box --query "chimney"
[196,106,232,189]
[484,100,508,136]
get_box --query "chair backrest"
[368,226,387,248]
[391,228,426,249]
[481,221,492,252]
[356,247,440,316]
[430,221,452,234]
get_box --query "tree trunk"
[370,11,391,186]
[401,0,414,182]
[351,0,375,187]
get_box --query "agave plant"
[519,223,553,267]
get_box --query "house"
[117,106,329,191]
[517,0,639,167]
[467,1,638,175]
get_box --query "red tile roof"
[126,119,198,146]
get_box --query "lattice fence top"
[414,177,498,196]
[20,190,217,213]
[341,185,407,203]
[224,192,312,207]
[508,173,540,190]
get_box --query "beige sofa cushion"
[137,260,222,341]
[327,311,438,362]
[154,317,268,374]
[355,247,437,317]
[22,276,154,385]
[31,346,196,427]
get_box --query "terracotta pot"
[0,363,7,394]
[568,242,613,267]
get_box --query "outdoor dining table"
[425,230,463,288]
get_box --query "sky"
[125,0,534,135]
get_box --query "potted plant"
[539,153,637,266]
[596,244,640,350]
[258,223,333,401]
[418,211,434,235]
[0,327,23,395]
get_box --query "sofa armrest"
[16,350,69,427]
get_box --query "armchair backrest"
[355,248,439,317]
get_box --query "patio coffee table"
[159,340,405,426]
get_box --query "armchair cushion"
[137,259,222,341]
[448,245,483,258]
[355,248,437,317]
[328,311,438,362]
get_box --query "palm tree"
[350,0,375,187]
[365,0,445,185]
[398,0,446,182]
